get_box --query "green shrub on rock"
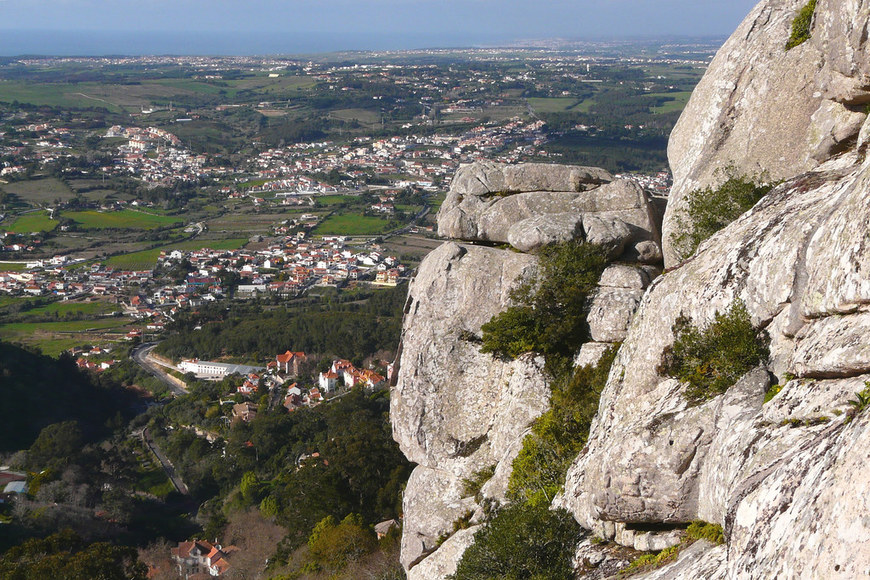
[508,346,618,506]
[448,503,581,580]
[671,172,773,261]
[660,300,770,406]
[786,0,817,50]
[480,241,606,372]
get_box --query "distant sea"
[0,30,503,57]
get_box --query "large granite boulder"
[662,0,870,266]
[391,242,551,575]
[438,162,661,257]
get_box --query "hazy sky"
[0,0,762,55]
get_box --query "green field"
[527,97,580,113]
[1,177,76,205]
[63,209,183,230]
[104,237,247,269]
[313,213,395,236]
[4,211,58,233]
[316,195,359,206]
[0,262,28,272]
[648,91,693,114]
[22,300,119,318]
[0,317,133,356]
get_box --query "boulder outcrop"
[391,242,551,571]
[438,161,661,258]
[394,162,663,577]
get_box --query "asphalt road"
[141,427,189,496]
[131,342,188,397]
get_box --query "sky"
[0,0,762,55]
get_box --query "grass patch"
[0,317,133,356]
[786,0,817,50]
[19,300,118,318]
[671,171,773,261]
[622,546,679,576]
[316,194,359,206]
[659,300,769,406]
[1,177,76,205]
[648,91,693,114]
[526,97,579,113]
[4,211,57,233]
[104,237,247,269]
[686,520,725,544]
[63,209,183,230]
[313,213,396,236]
[0,262,28,272]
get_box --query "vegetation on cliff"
[659,300,770,405]
[480,241,606,373]
[670,171,773,261]
[786,0,817,50]
[508,346,618,507]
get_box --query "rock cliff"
[662,0,870,266]
[394,1,870,578]
[392,163,662,578]
[557,0,870,576]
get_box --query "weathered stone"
[449,160,612,196]
[506,213,584,252]
[407,526,481,580]
[438,163,660,253]
[560,148,870,575]
[633,541,727,580]
[582,215,632,259]
[574,342,614,369]
[662,0,870,266]
[632,240,664,264]
[599,264,652,289]
[586,287,645,343]
[392,241,551,575]
[400,466,477,570]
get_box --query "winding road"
[131,342,188,397]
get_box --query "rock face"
[393,162,663,577]
[662,0,870,266]
[391,242,551,571]
[438,161,661,258]
[560,150,870,576]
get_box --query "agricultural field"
[316,194,359,206]
[527,97,581,113]
[207,212,310,235]
[0,316,134,357]
[4,211,57,233]
[20,299,120,319]
[1,177,76,205]
[313,213,397,236]
[104,237,247,269]
[63,209,183,230]
[648,91,694,114]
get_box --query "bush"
[461,465,496,500]
[671,172,773,261]
[660,300,769,406]
[507,346,617,507]
[448,503,581,580]
[480,241,606,371]
[686,520,725,545]
[786,0,817,50]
